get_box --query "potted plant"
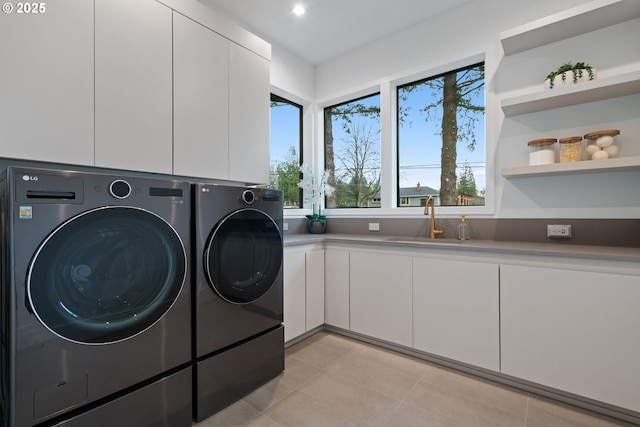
[298,163,334,234]
[545,61,596,89]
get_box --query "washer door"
[204,209,282,304]
[27,206,186,344]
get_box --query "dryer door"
[27,206,186,344]
[204,208,282,304]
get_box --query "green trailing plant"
[546,62,595,88]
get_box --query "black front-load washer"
[0,166,192,427]
[193,184,284,421]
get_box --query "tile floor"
[195,331,634,427]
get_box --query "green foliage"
[546,62,595,88]
[267,146,300,207]
[457,161,477,196]
[325,96,381,208]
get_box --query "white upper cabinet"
[173,12,229,180]
[0,0,94,166]
[172,11,270,183]
[228,43,270,184]
[95,0,173,174]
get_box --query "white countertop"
[284,233,640,263]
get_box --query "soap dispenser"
[458,215,469,240]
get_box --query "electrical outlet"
[547,224,572,238]
[368,222,380,232]
[283,222,288,231]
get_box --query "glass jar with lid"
[528,138,557,166]
[584,129,620,160]
[559,136,582,162]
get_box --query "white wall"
[271,0,640,219]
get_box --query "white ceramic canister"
[528,138,557,166]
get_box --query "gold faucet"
[424,196,444,239]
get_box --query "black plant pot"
[307,220,327,234]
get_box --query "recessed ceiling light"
[292,4,306,16]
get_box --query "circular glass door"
[27,206,186,344]
[204,209,282,304]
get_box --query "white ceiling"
[199,0,474,65]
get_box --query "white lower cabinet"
[413,257,499,371]
[283,245,325,343]
[350,251,413,347]
[283,246,306,342]
[501,264,640,412]
[324,249,350,330]
[305,249,325,331]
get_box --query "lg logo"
[22,174,38,182]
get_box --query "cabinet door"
[350,251,412,347]
[325,249,350,329]
[95,0,172,174]
[305,249,325,331]
[228,43,270,184]
[413,258,499,371]
[173,12,229,179]
[283,247,306,342]
[501,264,640,412]
[0,0,93,165]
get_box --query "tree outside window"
[398,63,485,207]
[324,94,381,209]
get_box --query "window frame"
[270,93,303,209]
[396,61,486,209]
[316,52,495,218]
[323,92,382,210]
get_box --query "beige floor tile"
[195,399,260,427]
[298,371,402,426]
[348,342,431,378]
[198,332,636,427]
[525,396,634,427]
[243,413,286,427]
[384,402,460,427]
[301,330,362,353]
[285,335,353,370]
[279,355,323,389]
[325,350,422,400]
[404,378,526,427]
[420,365,528,415]
[242,376,296,412]
[262,390,369,427]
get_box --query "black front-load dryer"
[0,166,192,427]
[193,184,284,421]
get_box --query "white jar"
[528,138,557,166]
[584,129,620,160]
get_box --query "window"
[397,63,485,207]
[324,93,381,209]
[269,94,302,208]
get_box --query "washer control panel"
[241,190,255,204]
[109,180,131,199]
